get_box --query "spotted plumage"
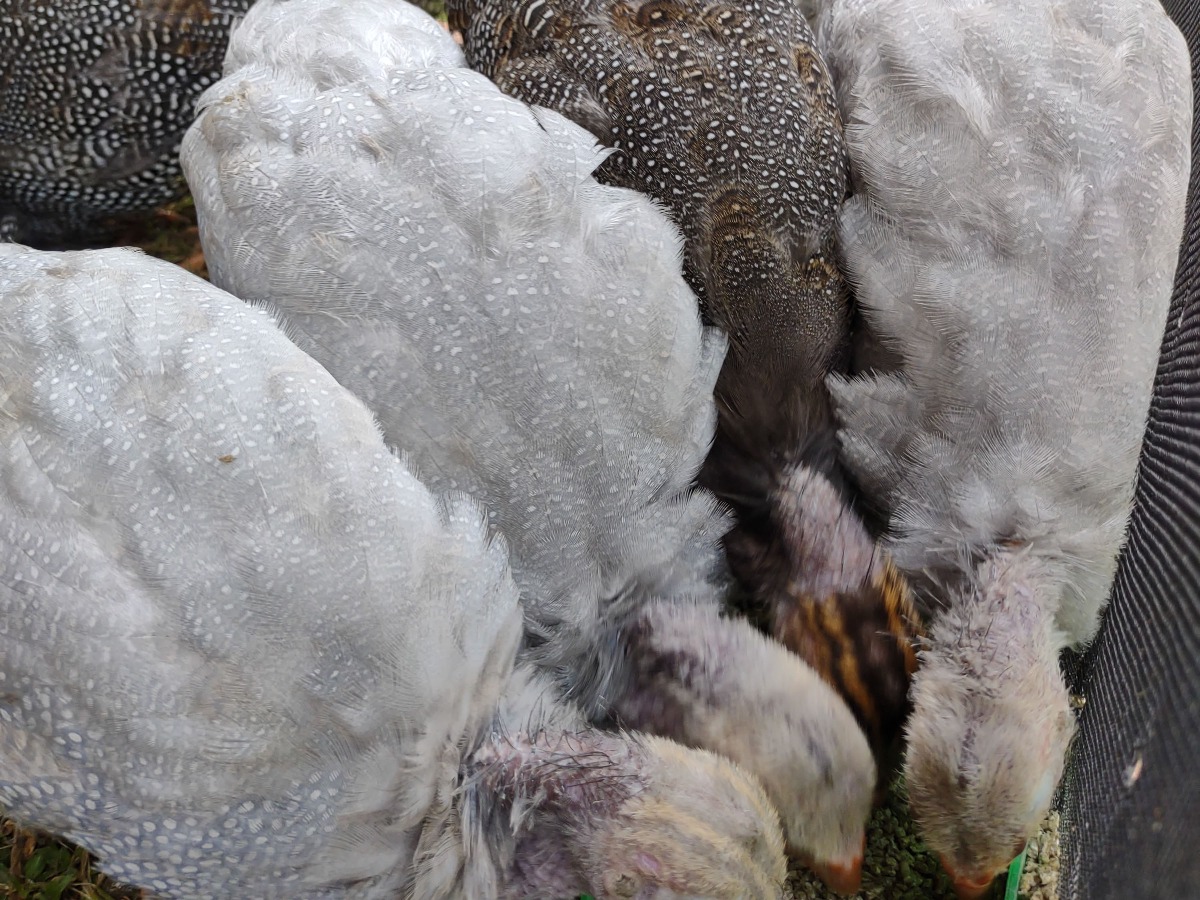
[815,0,1192,893]
[0,0,252,246]
[450,0,922,776]
[452,0,846,358]
[181,0,877,880]
[0,240,791,899]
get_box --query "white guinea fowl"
[814,0,1193,896]
[0,243,791,899]
[180,0,877,880]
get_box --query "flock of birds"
[0,0,1192,897]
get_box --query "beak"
[940,857,998,900]
[804,835,865,896]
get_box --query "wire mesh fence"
[1058,3,1200,897]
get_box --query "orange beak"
[805,836,866,896]
[940,857,998,900]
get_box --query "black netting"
[1058,2,1200,897]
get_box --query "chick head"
[765,464,923,764]
[903,554,1075,899]
[585,736,788,898]
[476,729,788,898]
[613,600,877,894]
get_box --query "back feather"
[182,0,730,705]
[818,0,1193,643]
[0,244,526,898]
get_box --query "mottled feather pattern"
[0,245,528,898]
[182,0,730,712]
[450,0,923,776]
[452,0,849,366]
[820,0,1193,643]
[771,556,920,760]
[814,0,1192,886]
[182,0,880,873]
[714,433,923,765]
[0,0,254,245]
[0,242,793,899]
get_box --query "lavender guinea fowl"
[815,0,1193,895]
[180,0,877,885]
[0,0,253,247]
[0,242,791,900]
[447,0,922,788]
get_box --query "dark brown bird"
[0,0,253,246]
[449,0,923,786]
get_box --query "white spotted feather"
[0,245,793,899]
[0,244,525,898]
[180,0,879,870]
[821,0,1191,644]
[816,0,1192,889]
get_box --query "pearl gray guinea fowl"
[0,242,790,899]
[447,0,923,791]
[814,0,1193,896]
[181,0,877,886]
[0,0,252,246]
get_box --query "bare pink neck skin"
[469,731,641,898]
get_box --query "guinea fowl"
[0,0,253,247]
[181,0,877,889]
[814,0,1193,895]
[447,0,922,777]
[0,242,791,900]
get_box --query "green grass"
[414,0,447,20]
[0,820,143,899]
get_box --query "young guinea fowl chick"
[447,0,923,777]
[0,242,790,900]
[0,0,253,247]
[180,0,877,888]
[815,0,1193,895]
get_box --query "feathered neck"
[931,547,1065,687]
[700,364,857,544]
[414,666,645,900]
